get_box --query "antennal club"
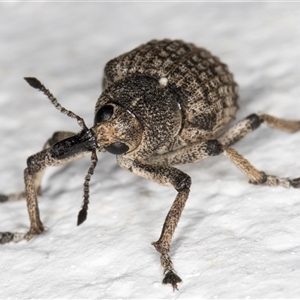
[24,77,88,130]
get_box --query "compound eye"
[94,105,114,124]
[105,142,129,155]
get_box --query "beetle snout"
[50,128,98,161]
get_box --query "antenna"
[24,77,99,225]
[24,77,88,130]
[77,149,98,225]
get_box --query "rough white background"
[1,2,300,299]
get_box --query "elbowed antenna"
[24,77,88,130]
[24,76,99,225]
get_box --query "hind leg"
[147,112,300,189]
[223,147,300,189]
[218,113,300,188]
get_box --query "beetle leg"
[1,148,53,244]
[147,127,299,189]
[223,147,300,188]
[0,131,75,203]
[0,131,93,244]
[218,113,300,188]
[219,113,300,147]
[117,156,192,290]
[146,140,224,166]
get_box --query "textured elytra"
[1,39,300,291]
[102,40,239,146]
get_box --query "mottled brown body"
[102,40,238,147]
[1,40,300,290]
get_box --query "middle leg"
[217,113,300,188]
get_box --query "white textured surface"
[1,3,300,299]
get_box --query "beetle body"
[1,39,300,291]
[96,40,238,160]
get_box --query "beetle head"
[93,102,142,155]
[95,74,182,157]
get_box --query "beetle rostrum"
[1,40,300,291]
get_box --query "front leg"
[0,129,96,244]
[117,156,191,290]
[0,149,50,244]
[0,131,75,203]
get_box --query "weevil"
[1,39,300,290]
